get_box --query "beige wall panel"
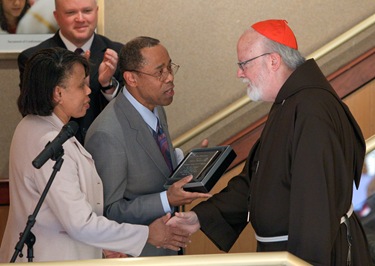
[344,80,375,140]
[0,60,21,179]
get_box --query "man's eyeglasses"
[128,63,180,82]
[237,53,271,71]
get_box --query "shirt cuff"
[174,148,184,164]
[160,191,172,213]
[101,78,119,101]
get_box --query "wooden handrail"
[0,179,9,206]
[367,135,375,154]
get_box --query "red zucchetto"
[251,19,298,50]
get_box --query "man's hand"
[98,48,119,90]
[200,138,209,148]
[147,213,190,251]
[83,50,91,61]
[167,175,212,206]
[167,211,201,235]
[102,249,128,258]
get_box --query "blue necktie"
[153,119,172,172]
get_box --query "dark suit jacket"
[85,92,178,256]
[193,59,371,265]
[17,31,124,143]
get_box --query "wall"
[0,0,375,179]
[345,80,375,140]
[103,0,375,150]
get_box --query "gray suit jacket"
[85,92,178,256]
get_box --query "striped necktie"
[153,119,173,172]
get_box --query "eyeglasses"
[237,53,271,71]
[129,63,180,82]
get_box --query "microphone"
[32,121,79,169]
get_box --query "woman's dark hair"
[18,47,89,116]
[0,0,30,32]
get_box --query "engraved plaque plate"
[164,146,237,193]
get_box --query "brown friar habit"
[193,59,372,265]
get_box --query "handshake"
[104,175,210,258]
[103,211,201,258]
[147,211,200,251]
[103,174,209,258]
[147,175,210,251]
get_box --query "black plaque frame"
[164,146,236,193]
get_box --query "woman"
[0,48,187,262]
[0,0,29,33]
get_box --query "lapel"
[114,93,172,177]
[71,138,95,161]
[50,31,67,48]
[87,34,107,83]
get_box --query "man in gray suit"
[85,36,211,257]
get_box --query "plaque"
[164,145,237,192]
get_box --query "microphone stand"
[10,147,65,263]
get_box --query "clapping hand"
[98,48,119,91]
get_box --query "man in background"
[85,36,211,257]
[18,0,122,144]
[168,19,372,265]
